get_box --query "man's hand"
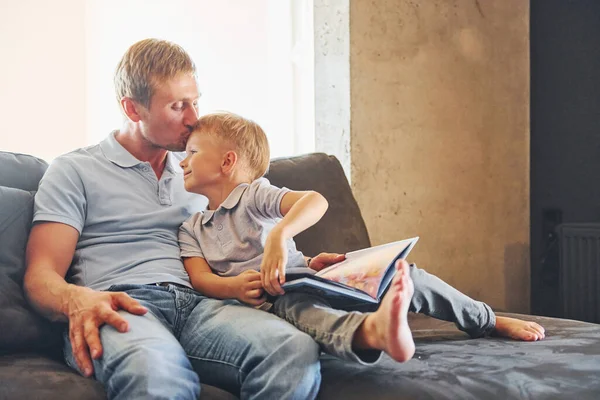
[308,252,346,271]
[261,231,288,296]
[233,270,266,306]
[66,286,147,377]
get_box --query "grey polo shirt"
[33,131,207,290]
[178,178,306,276]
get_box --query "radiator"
[556,223,600,323]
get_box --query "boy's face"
[180,132,225,193]
[136,73,200,152]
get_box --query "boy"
[178,112,545,364]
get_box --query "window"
[86,0,315,158]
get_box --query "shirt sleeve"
[178,214,205,259]
[248,177,290,220]
[33,156,87,233]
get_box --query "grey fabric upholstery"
[0,166,62,356]
[1,151,600,399]
[266,153,371,255]
[0,152,48,191]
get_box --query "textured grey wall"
[349,0,530,312]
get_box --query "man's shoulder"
[52,144,102,166]
[48,144,102,174]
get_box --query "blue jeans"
[63,284,321,400]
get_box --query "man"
[24,38,325,400]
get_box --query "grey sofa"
[1,150,600,400]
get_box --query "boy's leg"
[273,260,415,364]
[408,263,496,337]
[63,285,200,400]
[409,263,545,340]
[179,297,321,400]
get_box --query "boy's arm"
[261,190,328,295]
[183,257,265,306]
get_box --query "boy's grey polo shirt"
[33,131,207,290]
[179,178,307,276]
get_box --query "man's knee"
[100,344,200,399]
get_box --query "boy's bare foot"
[493,316,546,341]
[353,260,415,362]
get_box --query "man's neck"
[115,124,168,178]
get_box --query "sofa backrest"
[0,152,61,356]
[0,150,371,356]
[0,151,48,191]
[266,153,371,256]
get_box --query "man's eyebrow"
[182,93,201,101]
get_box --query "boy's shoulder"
[180,211,205,230]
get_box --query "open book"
[282,237,419,304]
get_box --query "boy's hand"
[261,231,288,296]
[233,270,266,306]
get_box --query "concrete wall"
[349,0,530,312]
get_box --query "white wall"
[2,0,312,162]
[0,0,86,162]
[86,0,298,157]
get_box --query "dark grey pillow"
[0,186,61,355]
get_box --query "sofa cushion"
[0,151,48,191]
[0,186,61,355]
[266,153,371,256]
[0,353,238,400]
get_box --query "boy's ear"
[221,150,238,175]
[121,97,143,122]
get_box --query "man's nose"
[184,105,199,127]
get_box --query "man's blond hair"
[114,38,196,109]
[193,112,270,180]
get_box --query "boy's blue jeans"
[63,284,321,400]
[63,263,495,399]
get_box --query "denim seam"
[186,354,242,370]
[187,354,247,384]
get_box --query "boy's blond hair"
[114,38,197,109]
[193,112,270,180]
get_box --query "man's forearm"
[23,268,80,322]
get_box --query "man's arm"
[24,222,148,377]
[183,256,265,306]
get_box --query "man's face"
[137,74,200,152]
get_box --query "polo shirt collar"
[201,182,250,225]
[100,131,183,173]
[100,131,142,168]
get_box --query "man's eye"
[172,102,184,110]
